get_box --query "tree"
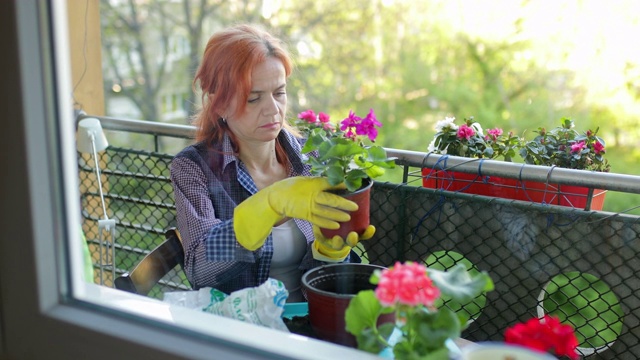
[101,0,171,122]
[101,0,226,123]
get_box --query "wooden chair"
[114,228,186,296]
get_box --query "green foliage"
[296,111,396,192]
[426,252,487,322]
[519,117,611,172]
[427,265,495,305]
[100,0,640,216]
[429,116,522,161]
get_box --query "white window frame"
[0,1,381,359]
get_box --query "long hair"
[192,24,296,161]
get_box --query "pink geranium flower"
[297,109,316,123]
[375,262,440,307]
[339,110,360,140]
[457,124,475,140]
[294,108,395,191]
[318,112,330,123]
[346,260,493,358]
[355,108,382,142]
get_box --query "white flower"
[427,139,437,153]
[434,117,458,132]
[471,122,484,136]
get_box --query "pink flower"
[340,110,362,140]
[570,141,586,153]
[318,112,330,123]
[375,262,440,307]
[297,110,317,123]
[355,108,382,142]
[505,315,579,360]
[485,128,503,141]
[457,124,475,140]
[593,141,605,154]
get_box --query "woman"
[170,24,372,302]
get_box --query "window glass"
[43,0,640,358]
[0,1,372,358]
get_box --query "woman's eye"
[275,91,286,97]
[248,97,259,103]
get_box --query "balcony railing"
[77,114,640,359]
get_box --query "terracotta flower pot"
[320,177,373,239]
[421,169,607,210]
[301,263,394,347]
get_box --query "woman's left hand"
[311,225,375,262]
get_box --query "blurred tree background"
[99,0,640,213]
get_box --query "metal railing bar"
[81,192,175,210]
[106,146,176,159]
[391,149,640,194]
[78,113,640,194]
[77,114,195,139]
[79,164,172,182]
[82,215,170,234]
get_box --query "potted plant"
[519,117,610,173]
[518,117,610,209]
[423,116,610,210]
[295,108,396,238]
[422,116,527,200]
[426,116,521,161]
[344,261,494,358]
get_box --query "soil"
[283,315,319,339]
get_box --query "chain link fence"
[78,119,640,359]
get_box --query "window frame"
[0,1,381,359]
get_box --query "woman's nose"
[263,96,279,116]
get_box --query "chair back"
[114,228,185,296]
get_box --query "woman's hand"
[311,225,376,262]
[234,177,358,251]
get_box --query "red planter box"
[421,169,606,211]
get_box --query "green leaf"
[320,141,365,161]
[365,165,386,179]
[420,347,451,360]
[325,165,346,186]
[409,308,461,350]
[346,291,380,335]
[346,290,395,353]
[428,264,494,303]
[301,140,315,154]
[354,327,387,354]
[367,146,392,162]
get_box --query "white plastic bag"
[163,278,289,332]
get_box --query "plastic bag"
[163,278,289,332]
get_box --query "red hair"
[192,24,296,160]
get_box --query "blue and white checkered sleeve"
[207,221,257,263]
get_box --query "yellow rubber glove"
[311,224,376,262]
[234,177,359,251]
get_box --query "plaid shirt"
[170,129,329,293]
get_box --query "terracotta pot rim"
[327,176,373,196]
[301,263,387,299]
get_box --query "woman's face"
[225,57,287,145]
